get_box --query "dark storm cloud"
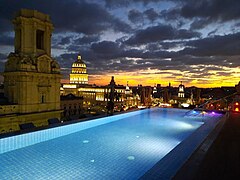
[180,0,240,22]
[125,24,201,45]
[207,29,218,36]
[0,34,14,46]
[146,43,161,51]
[180,32,240,58]
[0,53,8,72]
[1,0,239,80]
[57,53,78,77]
[160,0,240,29]
[105,0,164,8]
[128,9,143,23]
[159,41,182,50]
[160,8,181,21]
[190,18,212,30]
[0,19,13,34]
[59,37,71,45]
[144,8,159,22]
[91,41,121,57]
[0,53,8,62]
[128,8,159,24]
[0,0,131,35]
[74,35,100,45]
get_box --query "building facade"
[61,56,127,111]
[178,82,185,98]
[0,9,62,133]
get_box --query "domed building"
[70,55,88,84]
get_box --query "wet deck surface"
[175,112,240,179]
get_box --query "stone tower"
[2,9,62,128]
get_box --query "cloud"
[128,9,143,23]
[180,0,240,22]
[0,33,14,46]
[105,0,164,8]
[190,18,212,30]
[0,0,131,35]
[0,53,8,72]
[0,0,239,87]
[59,36,72,46]
[128,8,159,25]
[180,32,240,59]
[0,53,7,61]
[160,0,240,29]
[74,35,100,45]
[125,24,201,45]
[144,8,159,22]
[91,41,121,58]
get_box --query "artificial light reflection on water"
[133,137,181,156]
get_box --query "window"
[41,94,45,103]
[36,30,44,49]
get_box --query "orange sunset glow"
[86,66,240,87]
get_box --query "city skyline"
[0,0,240,87]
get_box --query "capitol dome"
[70,55,88,84]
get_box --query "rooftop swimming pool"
[0,108,223,179]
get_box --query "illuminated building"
[0,9,61,133]
[153,84,157,94]
[125,81,131,95]
[62,67,127,109]
[70,55,88,84]
[178,82,185,98]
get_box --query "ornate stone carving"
[51,60,60,73]
[37,55,51,73]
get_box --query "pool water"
[0,108,222,179]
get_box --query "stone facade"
[0,9,62,133]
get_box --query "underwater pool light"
[127,156,135,160]
[83,140,89,144]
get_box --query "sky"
[0,0,240,87]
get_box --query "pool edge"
[172,112,228,180]
[140,112,227,180]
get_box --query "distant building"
[125,81,131,95]
[60,93,83,118]
[61,61,128,112]
[236,82,240,94]
[178,82,185,98]
[70,55,88,84]
[0,9,61,133]
[140,86,152,106]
